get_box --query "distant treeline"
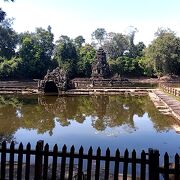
[0,13,180,79]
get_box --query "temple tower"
[91,48,111,78]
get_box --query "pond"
[0,94,179,157]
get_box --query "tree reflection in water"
[0,94,179,143]
[38,95,178,133]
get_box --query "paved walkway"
[153,90,180,121]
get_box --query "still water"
[0,94,179,156]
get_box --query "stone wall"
[71,78,132,89]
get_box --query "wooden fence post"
[87,147,93,180]
[104,148,110,180]
[148,148,154,180]
[60,144,67,180]
[68,145,75,180]
[164,152,169,180]
[175,153,179,180]
[140,150,146,180]
[17,143,23,180]
[123,149,129,180]
[43,143,49,180]
[1,141,6,180]
[153,150,160,180]
[9,141,15,180]
[131,149,136,180]
[148,149,160,180]
[25,143,31,180]
[114,149,120,180]
[95,147,101,180]
[78,146,84,180]
[34,140,44,180]
[52,144,58,180]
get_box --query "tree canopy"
[91,28,107,47]
[103,33,129,59]
[0,11,180,80]
[53,35,78,78]
[145,29,180,76]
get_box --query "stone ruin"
[71,48,130,89]
[39,48,130,94]
[38,67,68,94]
[91,48,111,79]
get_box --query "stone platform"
[150,90,180,121]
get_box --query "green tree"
[0,8,6,22]
[109,56,143,77]
[0,18,18,59]
[135,42,146,57]
[0,17,19,79]
[108,58,124,76]
[103,33,129,59]
[18,26,55,78]
[124,26,139,58]
[145,29,180,76]
[91,28,107,47]
[74,35,85,48]
[77,44,96,77]
[0,0,14,22]
[154,27,174,37]
[53,35,78,78]
[0,57,22,79]
[138,56,155,77]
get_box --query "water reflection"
[39,95,179,132]
[0,94,179,144]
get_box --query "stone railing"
[159,83,180,97]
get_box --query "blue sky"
[1,0,180,45]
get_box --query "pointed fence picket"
[0,141,179,179]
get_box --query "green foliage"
[91,28,107,47]
[18,26,55,78]
[103,33,129,59]
[0,14,180,80]
[77,44,96,77]
[74,35,85,48]
[53,35,78,78]
[0,18,18,59]
[0,0,14,22]
[0,57,22,79]
[0,0,180,79]
[134,42,146,57]
[108,58,124,76]
[126,27,137,58]
[145,29,180,76]
[138,56,155,77]
[109,56,143,76]
[125,27,146,59]
[0,95,22,108]
[0,8,6,22]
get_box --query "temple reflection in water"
[0,94,179,141]
[1,94,180,155]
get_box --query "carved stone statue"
[91,48,111,79]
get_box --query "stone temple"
[91,48,111,79]
[38,47,130,94]
[38,67,68,94]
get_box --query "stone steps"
[153,90,180,121]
